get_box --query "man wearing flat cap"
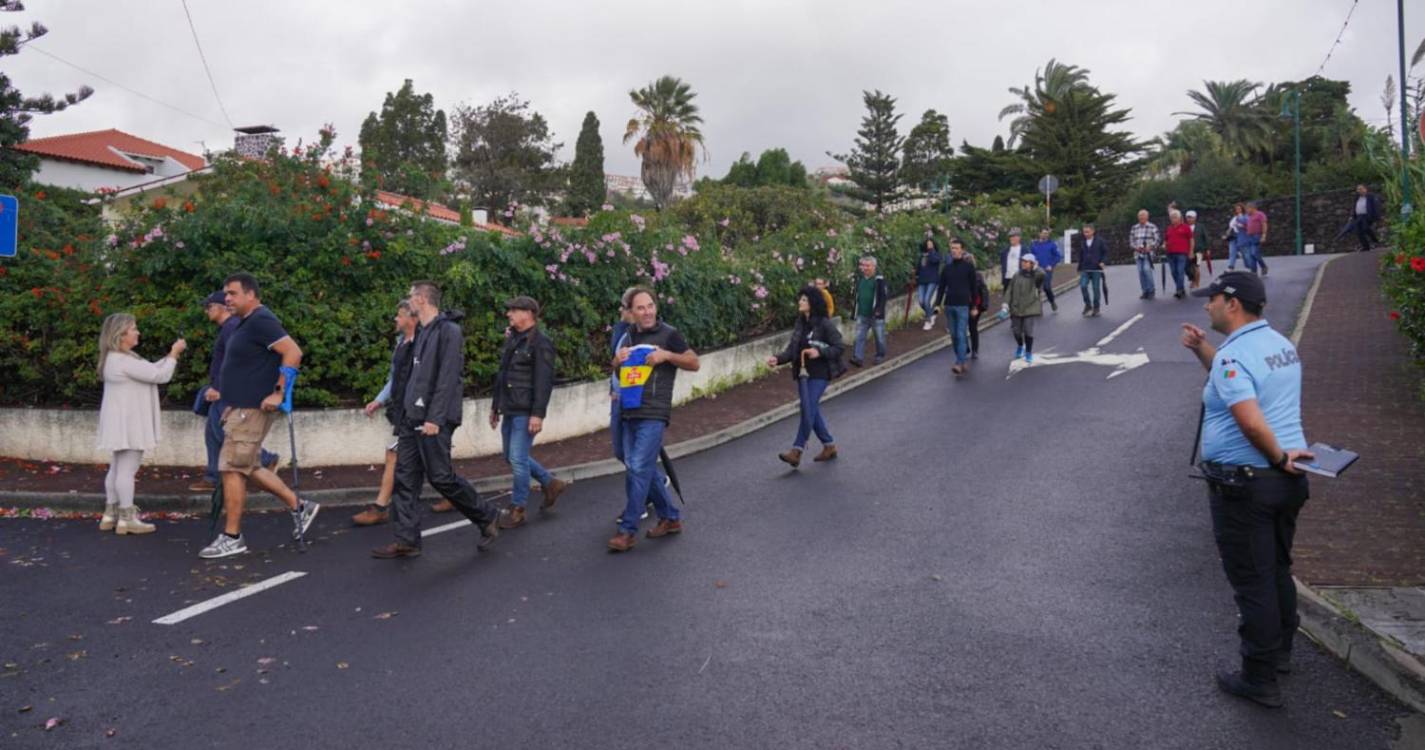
[491,296,569,530]
[1181,271,1313,709]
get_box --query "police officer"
[1180,271,1313,708]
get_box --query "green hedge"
[1382,209,1425,398]
[0,129,1048,408]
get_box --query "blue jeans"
[1135,254,1156,295]
[1227,238,1240,269]
[853,318,886,362]
[794,378,834,449]
[944,305,970,364]
[619,419,679,533]
[609,398,624,462]
[1240,236,1260,273]
[501,414,554,508]
[916,283,938,318]
[1167,254,1188,293]
[1079,271,1103,308]
[204,397,275,482]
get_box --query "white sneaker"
[922,320,933,331]
[199,533,248,559]
[291,499,320,540]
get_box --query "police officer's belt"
[1197,461,1287,486]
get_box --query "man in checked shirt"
[1129,209,1162,300]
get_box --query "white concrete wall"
[31,159,153,193]
[0,296,912,467]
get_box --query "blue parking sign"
[0,194,16,258]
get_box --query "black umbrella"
[1101,269,1110,305]
[659,448,685,505]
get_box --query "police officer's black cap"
[1191,271,1266,306]
[202,291,226,307]
[505,295,540,316]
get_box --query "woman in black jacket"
[765,285,844,467]
[967,255,990,359]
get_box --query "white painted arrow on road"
[1006,313,1150,380]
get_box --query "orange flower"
[62,244,75,256]
[151,197,167,210]
[34,190,46,200]
[316,174,330,189]
[183,201,195,213]
[340,256,352,266]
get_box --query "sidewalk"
[1291,250,1425,712]
[0,276,1081,512]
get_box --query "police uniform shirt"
[1200,320,1307,467]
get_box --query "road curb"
[1,277,1083,514]
[1295,580,1425,713]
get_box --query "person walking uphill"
[850,256,888,366]
[767,285,845,467]
[1181,272,1313,708]
[491,296,570,530]
[610,287,700,552]
[1336,184,1382,252]
[199,273,319,559]
[933,239,979,375]
[95,313,186,535]
[371,281,502,559]
[1002,254,1045,363]
[1029,229,1062,312]
[191,292,277,493]
[1163,209,1193,299]
[1077,223,1109,317]
[915,238,943,330]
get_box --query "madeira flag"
[619,345,658,409]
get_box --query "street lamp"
[1398,0,1413,216]
[1279,89,1303,255]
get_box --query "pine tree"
[357,79,448,200]
[830,90,904,212]
[564,111,605,216]
[900,109,953,192]
[1,8,92,190]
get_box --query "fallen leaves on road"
[105,728,117,738]
[18,705,32,713]
[169,655,194,668]
[44,717,62,731]
[714,580,728,589]
[65,650,86,661]
[1332,710,1347,719]
[372,611,398,620]
[215,678,241,692]
[106,616,132,625]
[336,661,350,670]
[930,574,944,582]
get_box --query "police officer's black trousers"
[1207,472,1309,682]
[391,423,497,547]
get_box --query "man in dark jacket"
[915,239,943,330]
[1077,223,1109,317]
[933,239,979,375]
[191,291,277,492]
[850,256,889,366]
[491,296,569,530]
[373,280,501,559]
[1337,184,1382,252]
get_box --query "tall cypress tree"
[357,79,448,200]
[565,111,606,216]
[830,90,904,212]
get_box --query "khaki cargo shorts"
[219,407,277,475]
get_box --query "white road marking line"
[424,491,512,538]
[1095,313,1144,349]
[153,571,307,625]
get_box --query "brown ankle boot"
[813,445,838,462]
[351,503,390,526]
[778,448,802,467]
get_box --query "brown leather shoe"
[371,542,421,559]
[646,519,683,538]
[813,445,838,462]
[498,506,527,530]
[778,448,802,467]
[541,478,570,509]
[351,503,390,526]
[430,499,454,513]
[188,480,216,492]
[607,532,637,552]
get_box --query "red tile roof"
[373,190,522,237]
[14,129,207,173]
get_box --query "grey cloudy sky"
[10,0,1424,183]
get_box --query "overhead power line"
[180,0,234,128]
[1313,0,1360,78]
[26,44,229,129]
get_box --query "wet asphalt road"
[1,256,1418,749]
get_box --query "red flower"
[34,190,45,200]
[1412,257,1425,273]
[1397,252,1409,267]
[151,197,167,210]
[340,256,352,266]
[183,201,195,213]
[1390,311,1402,320]
[365,250,381,260]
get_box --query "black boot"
[1215,669,1283,708]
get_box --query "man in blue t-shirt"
[198,273,319,559]
[1181,271,1313,709]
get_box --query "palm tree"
[1176,80,1272,160]
[1145,120,1227,177]
[997,59,1091,147]
[624,76,705,209]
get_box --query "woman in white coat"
[95,313,186,534]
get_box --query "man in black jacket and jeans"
[373,280,501,559]
[491,296,570,530]
[933,239,978,375]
